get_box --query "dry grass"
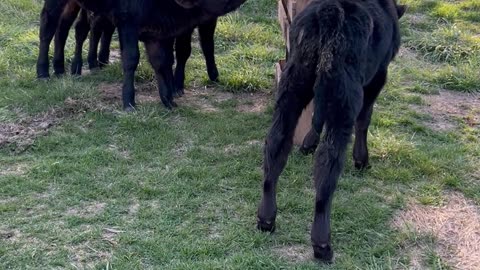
[392,192,480,270]
[414,90,480,131]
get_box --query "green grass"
[1,0,479,269]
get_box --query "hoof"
[37,74,50,80]
[208,68,219,82]
[257,218,275,233]
[299,145,316,155]
[163,100,178,110]
[354,161,371,170]
[313,244,333,263]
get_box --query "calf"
[70,9,116,75]
[64,0,246,110]
[37,1,218,96]
[36,0,114,78]
[174,19,219,97]
[256,0,405,262]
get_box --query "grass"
[0,0,479,269]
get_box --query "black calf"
[174,19,219,97]
[76,0,245,110]
[70,10,116,75]
[36,0,115,78]
[257,0,405,262]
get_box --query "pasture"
[0,0,479,269]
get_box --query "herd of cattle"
[34,0,406,263]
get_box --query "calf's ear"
[175,0,199,9]
[396,4,407,18]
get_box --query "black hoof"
[299,145,316,155]
[37,74,50,80]
[354,161,371,170]
[208,68,219,82]
[313,244,333,263]
[257,218,275,233]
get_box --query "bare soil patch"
[272,244,312,263]
[0,162,29,176]
[66,202,106,218]
[392,192,480,270]
[0,97,112,152]
[0,110,58,152]
[97,83,271,113]
[414,90,480,131]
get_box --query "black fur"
[36,0,115,78]
[257,0,405,262]
[36,0,243,110]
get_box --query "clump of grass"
[430,65,480,93]
[431,3,461,21]
[404,23,480,64]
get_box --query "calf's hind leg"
[174,28,194,97]
[52,1,81,76]
[198,19,219,82]
[257,69,314,232]
[37,0,69,78]
[71,9,90,75]
[117,23,140,110]
[353,69,387,170]
[98,20,116,68]
[145,40,177,109]
[310,79,362,262]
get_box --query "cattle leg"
[71,9,90,75]
[301,82,329,155]
[257,76,313,232]
[310,79,362,262]
[198,19,219,82]
[300,128,320,155]
[117,23,140,111]
[98,20,116,68]
[37,0,68,78]
[174,28,194,97]
[145,40,177,109]
[87,15,103,70]
[353,69,387,169]
[52,1,81,76]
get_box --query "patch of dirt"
[97,82,272,113]
[273,244,312,263]
[0,110,58,152]
[236,92,270,113]
[108,144,130,160]
[66,202,106,218]
[0,229,20,241]
[392,192,480,270]
[0,162,29,176]
[397,47,418,61]
[67,242,113,269]
[414,90,480,131]
[128,201,140,216]
[102,227,124,246]
[0,97,113,152]
[98,82,158,104]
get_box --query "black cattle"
[174,18,219,97]
[36,0,114,78]
[37,0,246,110]
[70,9,116,75]
[37,1,219,98]
[257,0,406,262]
